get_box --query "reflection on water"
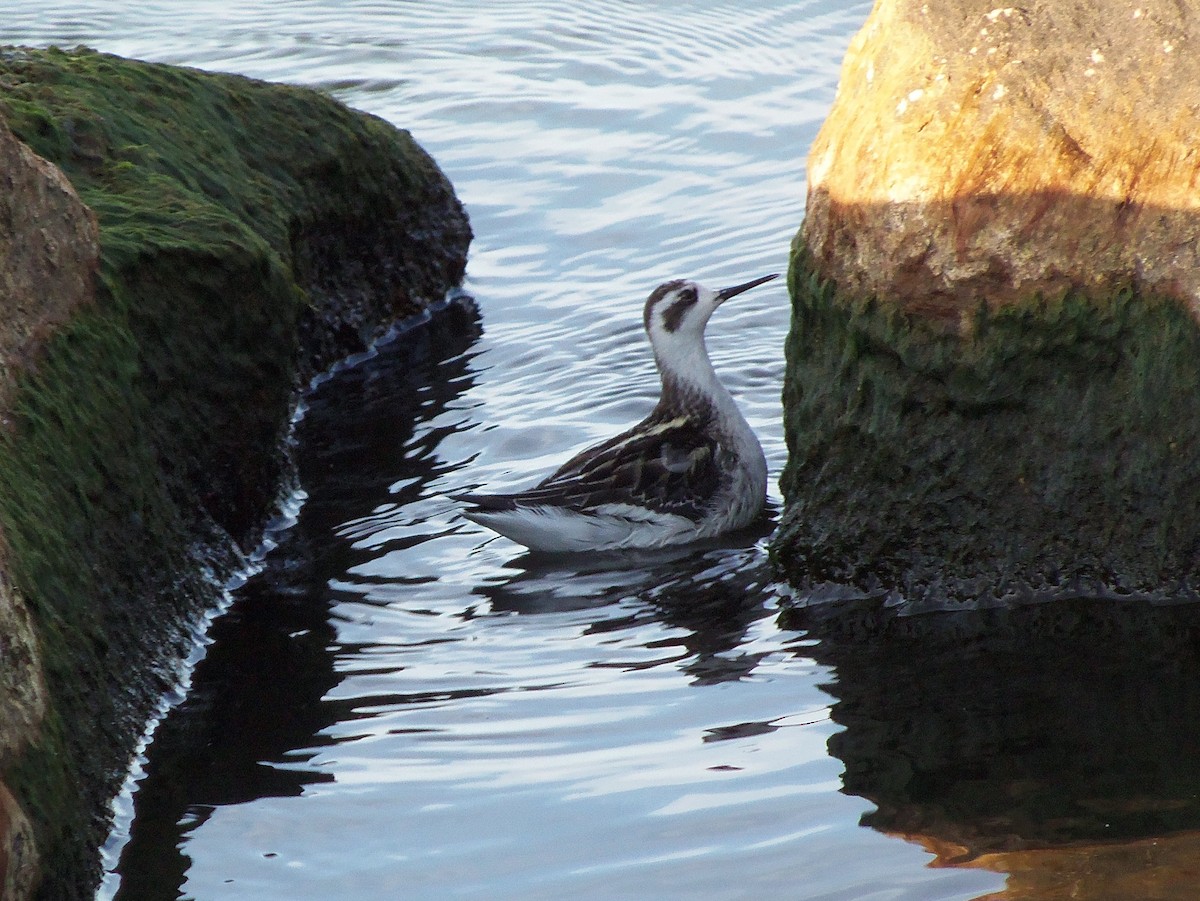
[110,300,936,901]
[110,280,1200,900]
[782,596,1200,900]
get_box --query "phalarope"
[456,273,778,552]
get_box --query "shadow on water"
[112,296,483,899]
[779,595,1200,899]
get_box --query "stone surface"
[0,118,61,765]
[0,116,99,400]
[0,116,88,899]
[803,0,1200,327]
[0,562,44,776]
[0,780,37,901]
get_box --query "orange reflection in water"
[904,830,1200,901]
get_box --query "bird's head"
[642,273,778,352]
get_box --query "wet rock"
[773,0,1200,601]
[0,47,470,898]
[802,0,1200,323]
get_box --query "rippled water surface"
[10,4,1191,901]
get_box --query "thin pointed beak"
[716,273,779,302]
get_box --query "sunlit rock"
[774,0,1200,600]
[802,0,1200,323]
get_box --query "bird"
[455,272,778,553]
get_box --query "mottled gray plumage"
[459,393,722,522]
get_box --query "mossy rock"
[0,47,469,898]
[772,240,1200,604]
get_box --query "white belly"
[465,503,701,553]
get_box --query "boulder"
[0,47,470,898]
[0,112,94,898]
[773,0,1200,601]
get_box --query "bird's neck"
[653,338,735,418]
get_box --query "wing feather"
[497,412,722,520]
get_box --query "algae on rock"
[0,46,470,898]
[773,246,1200,602]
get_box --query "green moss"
[772,241,1200,602]
[0,307,201,893]
[0,46,469,897]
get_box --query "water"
[5,3,1199,900]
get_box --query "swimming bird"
[456,273,778,552]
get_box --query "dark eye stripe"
[643,279,691,331]
[661,287,697,332]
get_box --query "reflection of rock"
[0,48,470,897]
[113,293,480,897]
[803,0,1200,318]
[782,598,1200,859]
[914,830,1200,900]
[774,0,1200,599]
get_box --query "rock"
[0,116,99,400]
[0,780,37,901]
[0,114,67,761]
[802,0,1200,324]
[0,47,470,898]
[773,0,1200,601]
[0,114,92,899]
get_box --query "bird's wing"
[494,412,723,520]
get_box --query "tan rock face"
[0,116,88,897]
[0,117,80,767]
[0,780,37,901]
[0,115,99,393]
[804,0,1200,325]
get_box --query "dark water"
[4,2,1200,899]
